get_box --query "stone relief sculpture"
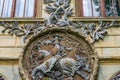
[31,34,91,80]
[19,29,98,80]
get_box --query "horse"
[31,54,91,80]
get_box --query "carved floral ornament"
[19,28,98,80]
[0,0,120,43]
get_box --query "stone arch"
[19,27,98,80]
[109,70,120,80]
[0,73,7,80]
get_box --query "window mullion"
[119,0,120,9]
[23,0,26,17]
[11,0,16,17]
[90,0,94,16]
[79,0,83,17]
[113,0,117,16]
[33,0,36,17]
[100,0,106,17]
[1,0,5,17]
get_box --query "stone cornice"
[0,18,44,22]
[99,56,120,63]
[72,17,120,21]
[0,17,120,22]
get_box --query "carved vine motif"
[44,0,73,26]
[0,21,45,42]
[0,20,120,43]
[20,29,98,80]
[72,20,120,42]
[0,0,120,43]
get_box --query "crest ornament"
[19,28,98,80]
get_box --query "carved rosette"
[19,28,98,80]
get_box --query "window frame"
[76,0,120,17]
[0,0,37,18]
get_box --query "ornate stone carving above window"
[0,0,120,43]
[0,20,119,43]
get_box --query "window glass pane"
[2,0,13,17]
[104,0,113,16]
[83,0,92,16]
[15,0,25,17]
[25,0,35,17]
[0,0,4,16]
[115,0,120,16]
[92,0,100,16]
[104,0,120,16]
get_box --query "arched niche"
[19,27,98,80]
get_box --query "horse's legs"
[32,66,44,80]
[76,70,89,80]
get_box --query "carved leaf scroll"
[0,0,120,43]
[44,0,73,27]
[0,21,45,42]
[72,20,120,43]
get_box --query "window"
[0,0,36,17]
[0,0,13,17]
[77,0,100,17]
[104,0,120,16]
[15,0,36,17]
[77,0,120,17]
[82,0,100,17]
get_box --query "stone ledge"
[99,56,120,63]
[0,18,44,22]
[73,17,120,21]
[0,58,18,62]
[0,48,22,59]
